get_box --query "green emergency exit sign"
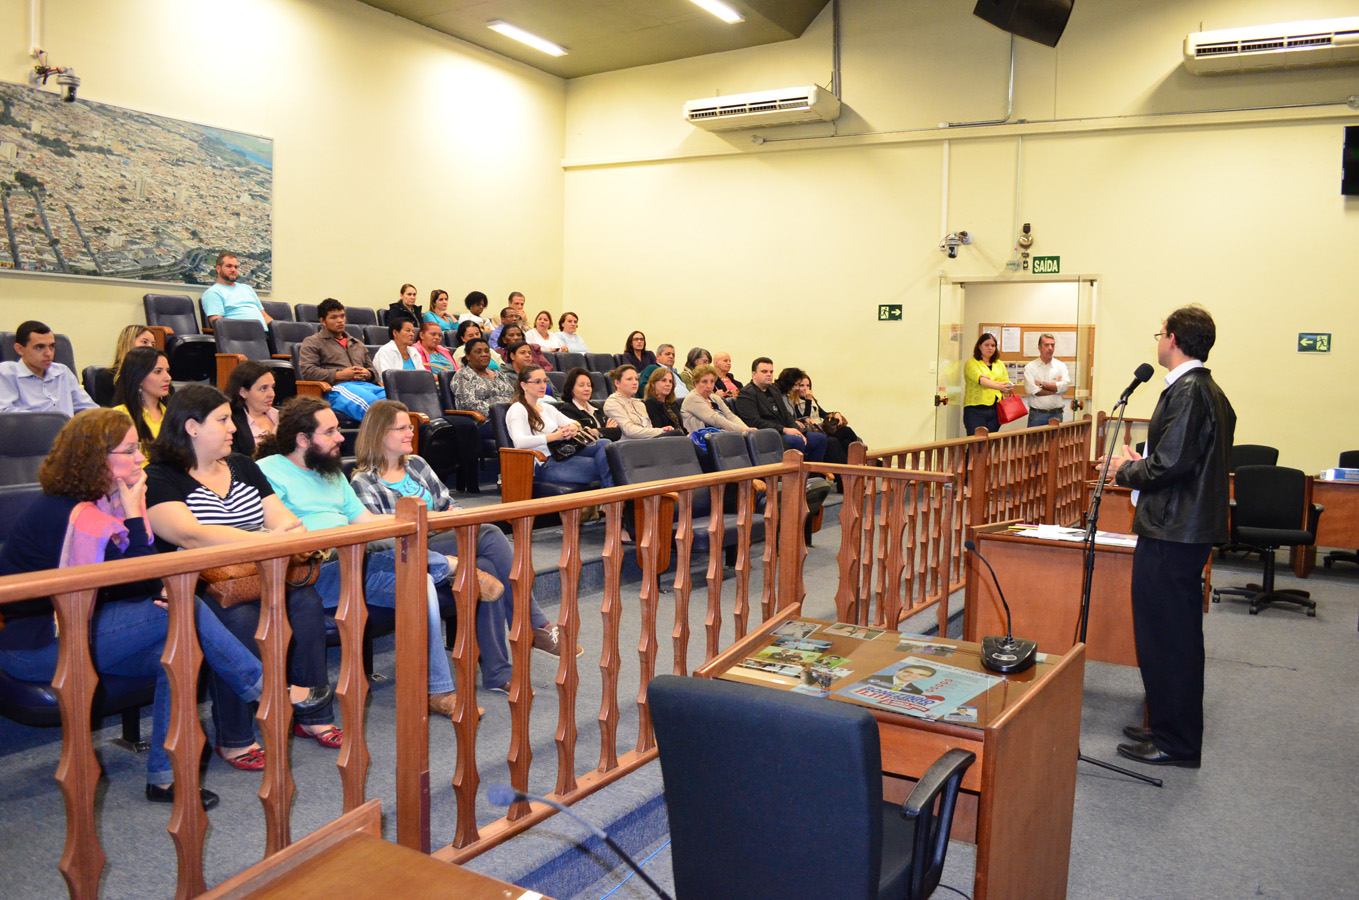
[878,304,902,322]
[1298,333,1331,353]
[1032,256,1060,274]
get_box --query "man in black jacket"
[733,357,827,462]
[1106,306,1235,767]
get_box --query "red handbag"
[996,395,1028,425]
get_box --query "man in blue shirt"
[0,320,96,415]
[201,252,271,328]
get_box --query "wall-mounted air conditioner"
[683,85,841,131]
[1184,17,1359,74]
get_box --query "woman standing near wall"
[962,332,1013,436]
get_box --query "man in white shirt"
[0,320,96,415]
[201,252,271,328]
[1022,332,1070,427]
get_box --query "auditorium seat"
[489,402,599,508]
[345,307,378,327]
[0,412,68,485]
[585,352,615,373]
[143,293,217,382]
[294,303,320,323]
[82,365,114,407]
[746,428,829,542]
[212,319,297,399]
[382,370,483,493]
[363,325,391,345]
[270,321,319,358]
[261,300,293,322]
[2,332,77,373]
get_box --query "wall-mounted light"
[688,0,745,25]
[487,20,568,57]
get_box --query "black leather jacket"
[1115,367,1235,544]
[733,383,793,431]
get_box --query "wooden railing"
[863,419,1094,593]
[1095,411,1151,459]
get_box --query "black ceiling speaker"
[973,0,1074,48]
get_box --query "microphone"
[965,539,1037,674]
[1117,363,1155,405]
[487,785,674,900]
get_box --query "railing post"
[968,431,990,540]
[777,450,808,612]
[393,497,431,853]
[162,571,207,900]
[51,589,104,900]
[1045,426,1061,524]
[256,555,295,854]
[334,541,371,809]
[835,444,866,623]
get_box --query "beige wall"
[562,0,1359,470]
[0,0,565,365]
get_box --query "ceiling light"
[688,0,744,25]
[487,20,568,57]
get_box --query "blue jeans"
[1027,407,1064,428]
[536,439,613,487]
[0,596,264,785]
[963,404,1000,436]
[200,587,333,750]
[429,523,548,690]
[782,430,827,463]
[314,549,454,695]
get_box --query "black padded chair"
[82,365,114,407]
[555,351,586,373]
[1323,450,1359,571]
[546,370,566,395]
[489,401,599,507]
[589,371,612,398]
[213,319,297,398]
[364,325,392,345]
[344,324,365,342]
[294,303,320,323]
[1212,465,1322,616]
[381,370,482,493]
[649,674,975,900]
[746,427,831,542]
[269,320,318,358]
[585,352,615,373]
[1218,444,1283,560]
[143,293,217,382]
[0,412,68,485]
[260,300,293,322]
[346,307,379,327]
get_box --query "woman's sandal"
[292,723,343,748]
[216,745,266,771]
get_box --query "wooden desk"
[698,610,1085,900]
[1294,479,1359,576]
[201,800,548,900]
[965,523,1137,667]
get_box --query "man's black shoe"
[1122,725,1154,743]
[1115,741,1200,769]
[146,783,220,809]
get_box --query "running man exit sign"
[1298,333,1331,353]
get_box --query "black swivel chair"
[649,674,975,900]
[0,412,69,485]
[1217,444,1282,560]
[212,319,297,399]
[1212,465,1322,616]
[143,293,217,382]
[1323,450,1359,571]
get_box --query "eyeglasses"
[526,378,548,385]
[1153,332,1169,341]
[388,424,415,433]
[109,447,141,457]
[309,427,343,438]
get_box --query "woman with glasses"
[620,331,655,371]
[507,366,613,488]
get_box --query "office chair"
[1212,465,1322,616]
[1217,443,1282,560]
[649,674,975,900]
[1323,450,1359,571]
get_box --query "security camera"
[940,232,971,258]
[57,70,80,103]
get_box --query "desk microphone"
[1116,363,1155,406]
[486,784,674,900]
[965,539,1037,674]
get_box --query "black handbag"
[547,438,581,461]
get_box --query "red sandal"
[216,746,266,771]
[293,723,343,748]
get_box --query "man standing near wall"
[1022,332,1070,427]
[202,252,271,328]
[1105,306,1234,768]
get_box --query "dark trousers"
[1130,535,1212,758]
[962,404,1000,436]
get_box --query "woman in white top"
[525,310,565,352]
[506,366,614,488]
[602,365,675,440]
[372,319,427,377]
[681,364,752,434]
[553,311,589,353]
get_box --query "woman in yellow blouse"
[962,332,1013,436]
[111,345,172,463]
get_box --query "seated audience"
[298,298,377,385]
[202,252,271,327]
[681,364,751,434]
[498,324,554,373]
[498,341,553,401]
[93,325,157,406]
[458,290,494,330]
[0,320,96,414]
[112,346,172,459]
[453,320,498,370]
[620,331,656,371]
[526,310,565,352]
[488,307,524,351]
[145,385,339,765]
[733,357,827,462]
[785,370,861,460]
[450,338,514,420]
[223,360,277,456]
[424,289,457,332]
[384,283,422,330]
[775,367,847,465]
[638,344,688,400]
[712,351,741,398]
[350,401,575,666]
[414,321,459,374]
[644,367,685,434]
[557,367,620,441]
[603,365,674,439]
[507,366,614,489]
[554,311,588,353]
[680,347,710,391]
[0,408,317,810]
[372,319,425,377]
[255,398,479,716]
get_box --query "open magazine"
[835,657,1001,720]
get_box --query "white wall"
[562,0,1359,470]
[0,0,566,365]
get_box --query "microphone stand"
[1076,397,1162,787]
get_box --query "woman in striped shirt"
[146,384,339,769]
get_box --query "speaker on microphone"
[972,0,1074,48]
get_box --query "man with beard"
[202,252,271,328]
[255,397,511,716]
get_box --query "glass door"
[1071,278,1096,420]
[934,277,966,440]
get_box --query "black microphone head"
[486,784,518,807]
[1134,363,1154,383]
[964,539,976,551]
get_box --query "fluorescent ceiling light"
[688,0,744,24]
[487,20,568,56]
